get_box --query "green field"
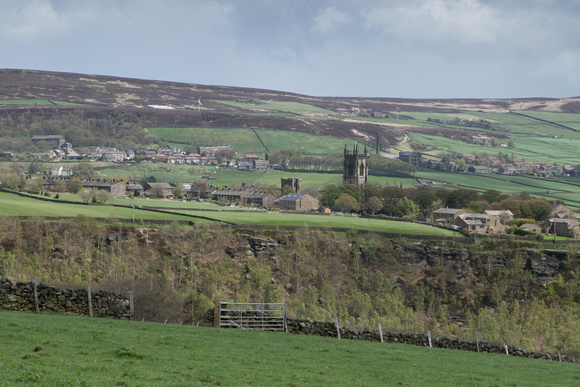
[0,192,197,222]
[1,310,577,386]
[0,191,457,235]
[213,99,334,114]
[146,127,358,154]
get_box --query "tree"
[333,193,359,213]
[94,189,113,204]
[66,177,83,194]
[79,188,94,203]
[364,196,383,215]
[481,189,501,204]
[173,185,183,199]
[396,197,419,217]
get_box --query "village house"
[551,203,574,219]
[433,208,465,225]
[468,165,492,174]
[519,223,542,234]
[143,182,174,198]
[455,213,503,234]
[274,193,319,212]
[485,209,514,224]
[548,218,580,238]
[51,166,72,177]
[31,135,66,146]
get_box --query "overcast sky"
[1,0,579,98]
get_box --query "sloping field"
[146,127,359,154]
[1,310,578,386]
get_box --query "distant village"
[5,134,580,238]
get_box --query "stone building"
[274,193,319,212]
[343,144,368,187]
[281,177,301,193]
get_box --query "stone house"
[274,193,319,212]
[455,213,503,234]
[520,223,542,234]
[468,165,492,174]
[433,208,465,225]
[143,182,174,198]
[548,218,579,238]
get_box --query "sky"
[1,0,579,99]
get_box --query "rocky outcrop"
[525,258,564,284]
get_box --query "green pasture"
[0,192,197,222]
[0,99,80,106]
[514,111,580,130]
[1,310,578,386]
[410,132,580,165]
[198,211,457,236]
[410,133,492,156]
[0,191,457,235]
[213,99,334,114]
[146,127,358,154]
[416,171,578,193]
[394,111,498,123]
[470,112,580,138]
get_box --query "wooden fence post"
[428,331,432,348]
[334,318,341,340]
[213,301,220,328]
[87,284,93,318]
[378,324,384,343]
[32,277,40,314]
[476,338,480,353]
[504,341,509,355]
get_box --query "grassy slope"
[0,191,456,235]
[1,310,578,386]
[146,127,359,154]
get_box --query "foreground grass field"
[1,310,578,386]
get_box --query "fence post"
[428,331,432,348]
[378,324,384,343]
[87,284,93,317]
[126,291,134,316]
[334,317,341,340]
[213,301,220,328]
[476,338,480,353]
[504,341,509,355]
[32,277,40,314]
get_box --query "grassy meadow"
[0,191,457,235]
[213,99,335,114]
[146,127,358,154]
[1,310,578,386]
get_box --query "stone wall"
[0,278,132,319]
[286,318,579,364]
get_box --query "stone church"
[343,144,368,187]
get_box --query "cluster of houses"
[433,203,580,238]
[25,175,319,212]
[456,154,576,177]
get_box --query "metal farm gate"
[215,302,285,332]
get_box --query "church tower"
[343,144,368,187]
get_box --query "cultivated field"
[1,310,578,386]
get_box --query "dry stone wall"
[286,318,579,364]
[0,278,132,319]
